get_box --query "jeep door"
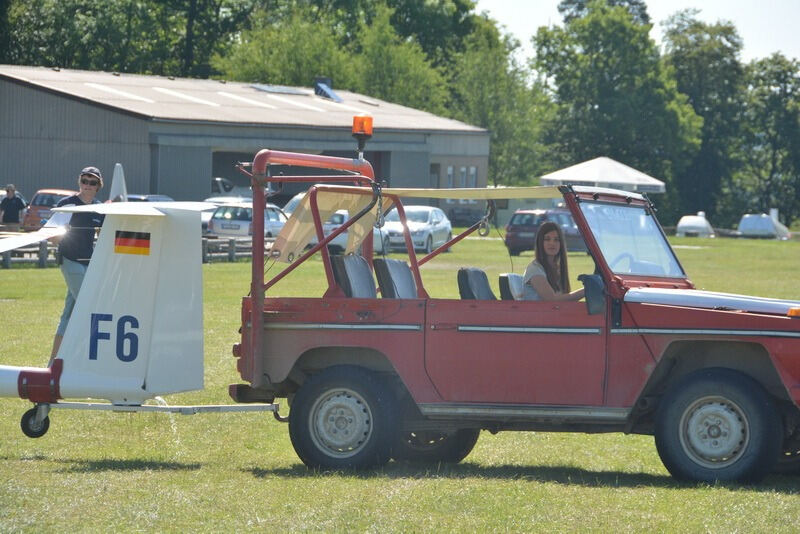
[424,299,606,405]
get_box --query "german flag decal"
[114,231,151,255]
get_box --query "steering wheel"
[608,252,634,271]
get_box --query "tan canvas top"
[270,185,564,263]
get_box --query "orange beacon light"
[352,115,373,155]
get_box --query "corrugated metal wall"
[0,79,150,199]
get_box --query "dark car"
[504,208,587,255]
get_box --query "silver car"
[207,201,287,238]
[382,206,452,253]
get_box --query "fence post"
[228,239,236,262]
[38,241,48,268]
[202,238,208,263]
[2,250,10,269]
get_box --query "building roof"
[0,64,485,134]
[539,157,666,193]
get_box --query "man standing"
[0,184,27,231]
[50,167,105,360]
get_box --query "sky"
[474,0,800,63]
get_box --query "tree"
[352,4,448,114]
[728,54,800,226]
[663,9,745,223]
[4,0,260,76]
[387,0,478,68]
[212,7,358,87]
[0,0,11,63]
[450,29,556,185]
[533,1,701,220]
[557,0,650,25]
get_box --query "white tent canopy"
[539,157,665,193]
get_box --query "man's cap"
[80,166,103,180]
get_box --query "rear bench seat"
[457,267,497,300]
[374,258,417,298]
[330,254,377,298]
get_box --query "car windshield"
[386,208,430,223]
[509,213,543,226]
[579,202,684,278]
[32,193,68,207]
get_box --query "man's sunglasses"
[80,178,100,186]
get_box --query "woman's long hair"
[534,221,571,293]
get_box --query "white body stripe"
[612,328,800,338]
[264,323,421,331]
[458,325,601,335]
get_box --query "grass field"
[1,235,799,532]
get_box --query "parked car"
[22,188,77,231]
[737,213,791,240]
[125,194,175,202]
[282,192,305,216]
[211,176,251,197]
[504,208,587,255]
[201,196,249,234]
[383,205,452,253]
[206,202,287,238]
[675,212,715,238]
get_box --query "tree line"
[1,0,798,226]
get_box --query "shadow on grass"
[54,458,202,473]
[247,462,800,492]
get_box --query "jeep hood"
[624,287,800,316]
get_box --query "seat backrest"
[499,273,525,300]
[330,254,377,298]
[457,267,497,300]
[374,258,417,298]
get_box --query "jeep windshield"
[579,201,685,278]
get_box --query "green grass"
[1,236,800,531]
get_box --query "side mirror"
[578,274,605,315]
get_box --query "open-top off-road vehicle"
[230,118,800,483]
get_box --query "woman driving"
[522,221,584,301]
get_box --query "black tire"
[288,366,395,470]
[393,429,480,464]
[654,368,782,483]
[21,408,50,438]
[774,444,800,474]
[508,248,520,256]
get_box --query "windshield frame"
[569,192,688,285]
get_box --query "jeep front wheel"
[289,366,394,470]
[654,368,782,483]
[393,429,480,464]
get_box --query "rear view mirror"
[578,274,605,315]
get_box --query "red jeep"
[230,133,800,484]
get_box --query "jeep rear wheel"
[288,366,395,470]
[654,368,782,483]
[393,429,480,464]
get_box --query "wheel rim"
[309,388,373,459]
[678,395,749,469]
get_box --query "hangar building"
[0,65,489,213]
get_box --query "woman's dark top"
[56,195,104,265]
